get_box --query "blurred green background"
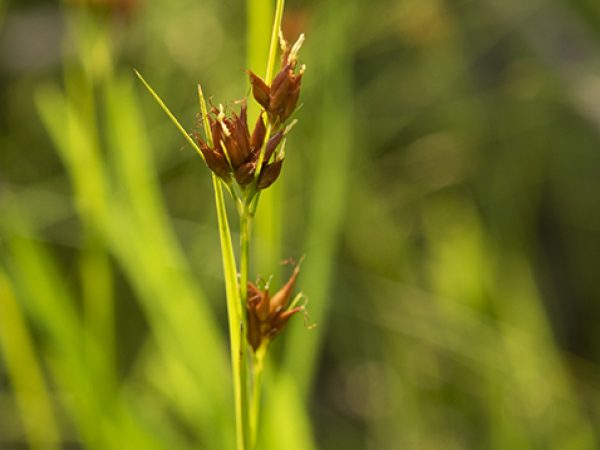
[2,0,600,449]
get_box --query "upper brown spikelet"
[248,33,305,126]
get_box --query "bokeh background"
[2,0,600,449]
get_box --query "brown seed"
[248,71,271,109]
[234,161,255,185]
[194,132,230,180]
[230,114,251,163]
[269,73,291,111]
[264,131,284,163]
[210,119,223,151]
[257,159,284,190]
[271,63,292,93]
[247,307,262,351]
[250,114,266,155]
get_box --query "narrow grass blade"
[0,269,61,450]
[134,69,204,160]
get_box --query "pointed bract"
[268,262,301,314]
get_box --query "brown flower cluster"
[195,105,285,189]
[195,33,304,191]
[246,263,303,351]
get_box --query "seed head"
[195,103,286,189]
[246,261,304,351]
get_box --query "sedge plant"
[135,2,309,449]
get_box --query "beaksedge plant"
[135,2,308,449]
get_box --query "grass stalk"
[246,0,283,283]
[137,1,289,444]
[250,345,266,449]
[253,0,284,184]
[213,174,250,450]
[265,0,285,82]
[199,84,251,450]
[245,3,288,447]
[240,207,252,304]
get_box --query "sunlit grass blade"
[1,210,108,449]
[0,269,61,450]
[105,75,232,447]
[36,80,116,395]
[36,76,221,449]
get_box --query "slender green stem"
[199,82,250,450]
[246,0,272,124]
[250,344,267,449]
[135,16,290,447]
[265,0,285,82]
[253,0,284,191]
[213,175,250,450]
[240,206,252,303]
[238,201,253,450]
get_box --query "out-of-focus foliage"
[1,0,600,449]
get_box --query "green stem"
[240,205,252,303]
[200,82,250,450]
[239,203,252,449]
[213,175,250,450]
[250,344,267,449]
[265,0,285,82]
[253,0,284,192]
